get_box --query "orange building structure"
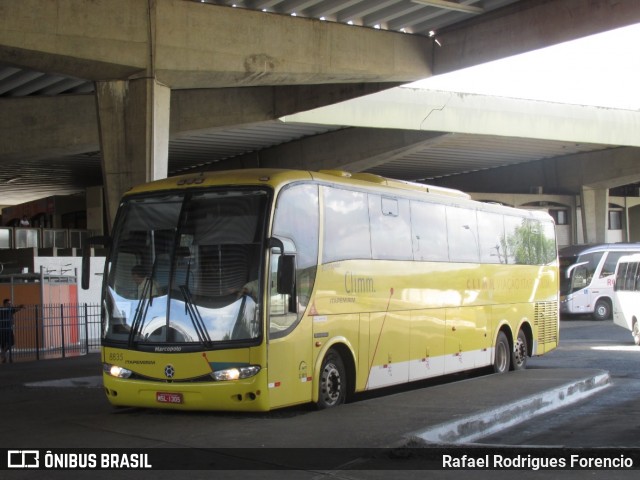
[0,271,79,357]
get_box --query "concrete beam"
[0,95,99,161]
[0,82,400,160]
[281,88,640,147]
[554,147,640,191]
[0,0,432,87]
[434,147,640,195]
[433,0,640,75]
[0,0,149,80]
[207,128,450,173]
[170,82,402,133]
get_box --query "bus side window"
[270,184,319,338]
[573,265,588,289]
[410,201,448,261]
[446,206,479,263]
[623,262,635,290]
[615,262,627,291]
[477,211,505,264]
[572,252,604,291]
[369,195,412,261]
[629,262,639,291]
[323,187,371,263]
[602,252,627,278]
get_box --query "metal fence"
[2,303,101,363]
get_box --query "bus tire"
[493,331,510,374]
[632,321,640,346]
[317,349,347,409]
[511,329,528,371]
[593,299,611,321]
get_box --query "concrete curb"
[412,371,611,444]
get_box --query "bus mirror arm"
[565,261,588,279]
[82,235,111,290]
[268,237,284,253]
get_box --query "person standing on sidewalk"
[0,299,24,363]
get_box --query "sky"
[407,22,640,111]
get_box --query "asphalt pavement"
[0,352,610,449]
[2,344,633,480]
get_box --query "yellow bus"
[83,169,559,411]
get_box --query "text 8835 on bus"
[83,169,559,411]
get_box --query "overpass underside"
[1,0,640,244]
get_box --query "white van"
[613,253,640,345]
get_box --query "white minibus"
[613,253,640,345]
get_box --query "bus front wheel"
[317,350,347,409]
[593,299,611,321]
[511,329,528,371]
[493,331,510,374]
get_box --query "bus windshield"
[103,189,268,349]
[559,251,604,296]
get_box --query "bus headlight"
[104,363,133,379]
[212,365,261,381]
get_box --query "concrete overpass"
[1,0,640,244]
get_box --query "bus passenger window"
[503,217,556,265]
[477,211,505,264]
[625,262,638,291]
[410,201,447,261]
[370,195,412,261]
[615,263,628,291]
[446,206,479,263]
[323,187,371,263]
[601,252,627,278]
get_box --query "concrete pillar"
[580,186,609,244]
[85,186,104,236]
[95,78,170,230]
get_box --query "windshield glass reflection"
[103,189,267,347]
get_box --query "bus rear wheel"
[632,321,640,346]
[317,350,346,409]
[511,329,528,371]
[493,331,510,374]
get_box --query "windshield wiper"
[180,285,212,347]
[128,277,152,347]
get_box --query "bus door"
[266,245,313,408]
[265,183,320,408]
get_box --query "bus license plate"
[156,392,183,404]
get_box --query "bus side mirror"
[82,235,110,290]
[277,255,296,296]
[565,261,588,279]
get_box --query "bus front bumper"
[102,370,270,412]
